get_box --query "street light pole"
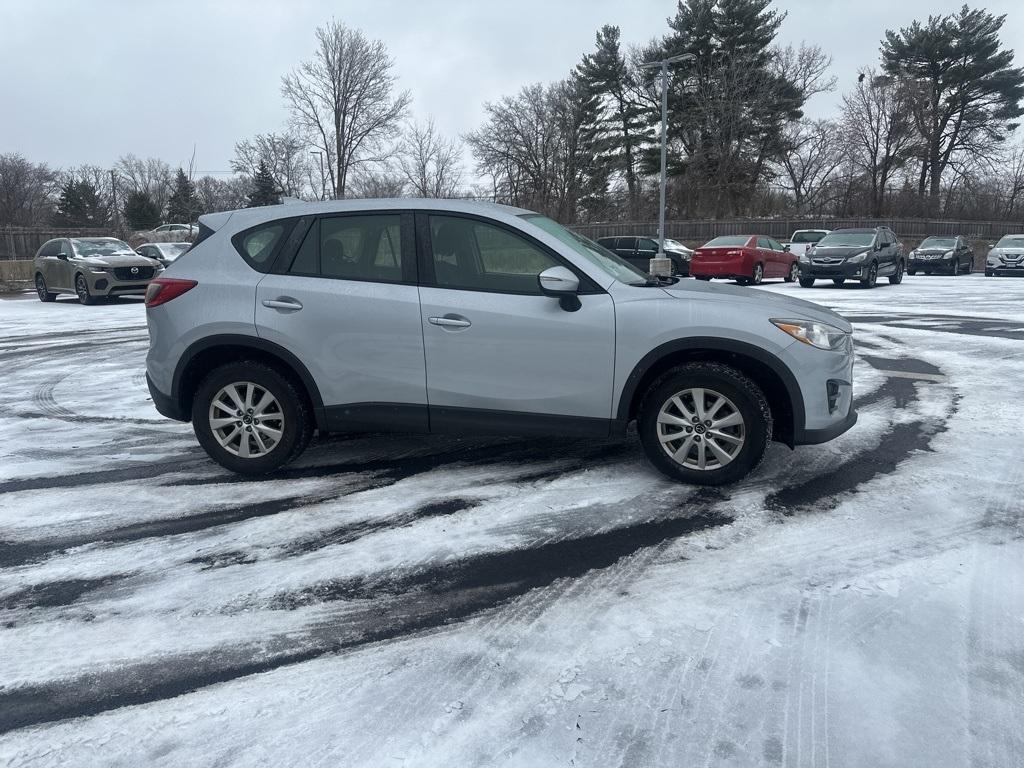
[641,52,695,277]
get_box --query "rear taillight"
[145,278,197,308]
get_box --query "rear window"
[703,236,750,248]
[791,231,827,243]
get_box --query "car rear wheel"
[798,277,815,288]
[751,263,764,285]
[638,363,771,486]
[75,274,96,305]
[192,361,313,475]
[888,260,904,284]
[35,274,56,302]
[695,276,712,281]
[784,263,799,282]
[860,261,878,288]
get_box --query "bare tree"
[232,131,311,198]
[773,43,837,102]
[281,20,411,199]
[842,70,920,216]
[396,118,464,198]
[778,119,845,213]
[0,153,59,227]
[347,165,407,199]
[114,154,173,215]
[194,175,250,215]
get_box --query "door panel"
[256,274,427,411]
[419,287,616,419]
[54,240,73,290]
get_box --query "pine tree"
[882,6,1024,211]
[247,161,281,207]
[123,190,162,230]
[577,25,651,219]
[52,179,109,228]
[166,168,200,222]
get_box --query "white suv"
[144,199,857,485]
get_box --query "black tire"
[75,273,96,305]
[35,274,56,302]
[192,361,314,475]
[638,362,771,486]
[860,261,878,288]
[832,278,845,286]
[907,269,916,276]
[784,262,799,283]
[963,259,972,274]
[798,277,815,288]
[751,263,764,285]
[951,260,959,276]
[695,275,712,281]
[888,260,904,284]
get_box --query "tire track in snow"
[0,510,731,734]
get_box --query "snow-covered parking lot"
[1,275,1022,767]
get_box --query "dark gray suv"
[797,227,905,288]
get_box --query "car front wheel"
[638,363,771,486]
[860,261,878,288]
[35,274,56,302]
[192,361,313,475]
[799,277,815,287]
[784,263,799,282]
[75,274,97,305]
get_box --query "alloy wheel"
[753,264,763,284]
[656,387,746,471]
[36,276,47,300]
[788,263,799,282]
[75,275,90,303]
[208,381,286,459]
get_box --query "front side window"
[430,215,559,294]
[519,214,646,284]
[768,238,784,251]
[757,237,771,249]
[288,215,404,283]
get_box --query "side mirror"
[57,252,68,260]
[538,266,581,312]
[783,244,791,252]
[538,266,579,296]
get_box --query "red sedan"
[690,235,799,285]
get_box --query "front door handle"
[428,314,471,328]
[262,297,303,311]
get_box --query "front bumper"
[987,265,1024,276]
[782,335,857,446]
[798,261,866,279]
[86,271,158,297]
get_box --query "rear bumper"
[690,258,749,278]
[909,257,953,271]
[147,373,188,422]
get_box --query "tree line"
[2,1,1022,232]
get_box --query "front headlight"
[910,249,918,257]
[771,319,849,351]
[847,251,867,264]
[88,267,108,274]
[944,250,954,258]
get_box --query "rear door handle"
[428,315,471,328]
[262,298,303,311]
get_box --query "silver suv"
[145,200,857,485]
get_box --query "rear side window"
[617,236,638,250]
[757,237,771,249]
[232,221,292,272]
[38,240,59,257]
[287,214,404,283]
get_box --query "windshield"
[71,238,135,257]
[520,215,648,283]
[816,232,874,247]
[664,239,690,251]
[791,231,827,243]
[920,237,956,249]
[159,243,190,255]
[994,235,1024,249]
[702,236,750,248]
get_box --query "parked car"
[596,236,693,276]
[797,227,905,288]
[985,234,1024,277]
[690,235,799,285]
[33,237,163,305]
[138,242,191,265]
[907,235,973,275]
[145,199,856,485]
[129,223,197,248]
[783,229,830,258]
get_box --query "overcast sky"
[1,0,1021,176]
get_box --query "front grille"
[114,266,154,281]
[812,257,843,265]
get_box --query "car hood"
[74,253,162,268]
[914,247,951,255]
[992,247,1024,256]
[660,280,852,332]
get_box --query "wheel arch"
[617,338,803,447]
[172,335,327,431]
